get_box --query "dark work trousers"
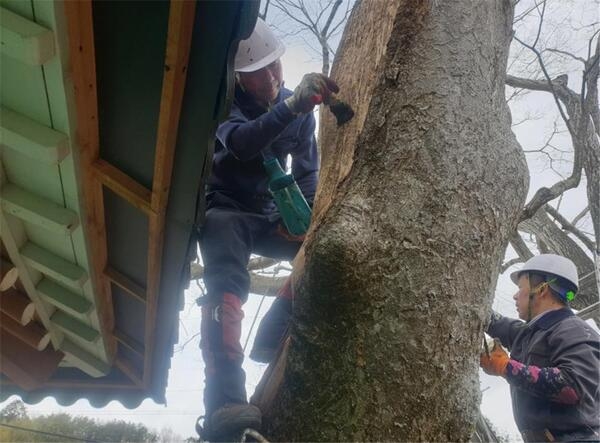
[199,205,301,417]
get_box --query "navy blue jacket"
[488,309,600,435]
[207,84,318,215]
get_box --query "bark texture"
[262,0,528,440]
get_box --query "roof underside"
[0,0,258,408]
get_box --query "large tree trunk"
[260,1,528,440]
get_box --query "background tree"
[503,0,599,323]
[0,400,161,442]
[259,0,353,74]
[0,400,28,423]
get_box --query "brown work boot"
[210,403,262,438]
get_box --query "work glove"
[285,73,339,114]
[480,338,510,377]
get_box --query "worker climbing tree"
[196,18,338,441]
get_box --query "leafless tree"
[501,0,599,320]
[260,0,354,74]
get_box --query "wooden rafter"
[143,0,197,385]
[0,287,35,325]
[1,183,79,234]
[104,266,146,304]
[92,159,152,216]
[0,259,19,291]
[115,356,143,387]
[114,329,145,357]
[0,210,62,349]
[0,106,69,164]
[64,0,116,362]
[0,312,51,350]
[0,6,55,66]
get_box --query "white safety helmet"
[234,18,285,73]
[510,254,579,292]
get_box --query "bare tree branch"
[259,0,271,20]
[545,205,595,252]
[501,257,524,274]
[513,0,547,25]
[572,206,590,226]
[321,0,342,38]
[531,0,547,49]
[509,232,534,261]
[544,47,587,64]
[506,74,576,105]
[269,0,352,74]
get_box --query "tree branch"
[321,0,342,37]
[531,0,546,49]
[505,74,574,106]
[512,35,578,138]
[519,169,582,222]
[571,206,590,226]
[501,257,524,274]
[543,47,586,64]
[545,205,596,252]
[259,0,271,20]
[510,232,534,261]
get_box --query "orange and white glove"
[480,338,509,377]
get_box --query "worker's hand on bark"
[277,224,305,242]
[480,338,510,377]
[285,73,339,114]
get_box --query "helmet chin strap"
[526,277,551,322]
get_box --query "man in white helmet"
[197,18,339,439]
[480,254,600,441]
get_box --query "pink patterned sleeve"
[506,359,579,405]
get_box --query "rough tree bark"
[258,0,528,440]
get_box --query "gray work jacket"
[487,308,600,436]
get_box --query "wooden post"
[0,287,35,325]
[0,259,18,291]
[0,312,50,350]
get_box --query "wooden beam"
[64,0,116,362]
[0,287,35,325]
[115,355,143,387]
[20,242,88,288]
[0,107,69,163]
[92,159,152,215]
[0,312,51,350]
[37,277,92,316]
[0,6,55,65]
[1,183,79,234]
[51,310,99,343]
[0,211,63,349]
[0,259,18,291]
[104,266,146,303]
[0,328,63,391]
[114,329,145,357]
[143,0,196,386]
[60,338,110,378]
[151,0,196,214]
